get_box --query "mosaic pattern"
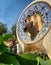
[17,2,51,43]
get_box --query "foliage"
[2,34,13,41]
[40,59,51,65]
[11,23,16,37]
[11,23,18,45]
[0,22,7,36]
[0,34,51,65]
[21,53,38,65]
[22,53,39,60]
[21,53,51,65]
[0,52,20,65]
[0,34,13,52]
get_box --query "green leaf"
[0,36,3,45]
[12,54,27,65]
[40,59,51,65]
[2,34,13,41]
[0,41,8,53]
[22,53,39,61]
[21,53,39,65]
[0,63,12,65]
[0,34,13,53]
[0,53,20,65]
